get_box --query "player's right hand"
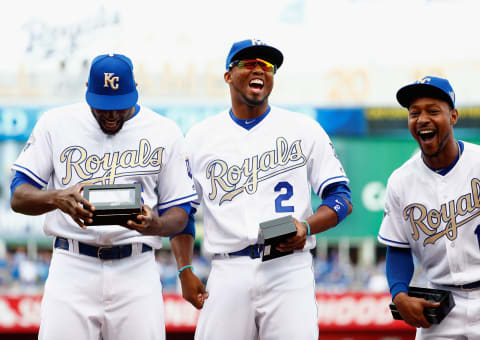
[393,292,440,328]
[276,217,308,252]
[178,268,209,309]
[54,183,94,229]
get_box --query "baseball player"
[170,39,353,340]
[10,53,197,340]
[378,76,480,338]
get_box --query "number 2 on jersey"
[274,181,294,212]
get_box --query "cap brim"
[232,45,284,69]
[86,90,138,110]
[396,84,454,108]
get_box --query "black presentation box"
[259,215,297,262]
[83,183,142,226]
[389,286,455,324]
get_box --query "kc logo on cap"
[104,73,120,90]
[225,39,284,71]
[416,76,431,84]
[86,53,138,110]
[396,75,455,109]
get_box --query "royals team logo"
[104,73,120,89]
[60,139,164,185]
[403,178,480,245]
[23,135,35,152]
[415,77,431,84]
[185,157,192,179]
[206,137,307,205]
[251,38,267,46]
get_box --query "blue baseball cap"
[397,76,455,109]
[226,39,283,70]
[86,53,138,110]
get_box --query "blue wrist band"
[177,265,193,278]
[301,220,311,237]
[320,196,349,224]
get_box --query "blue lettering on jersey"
[403,178,480,245]
[60,139,164,184]
[206,137,306,205]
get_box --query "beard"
[421,131,451,159]
[243,93,268,107]
[99,119,125,135]
[239,86,272,107]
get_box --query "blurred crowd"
[0,244,405,295]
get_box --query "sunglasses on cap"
[228,58,276,73]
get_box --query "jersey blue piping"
[11,171,43,199]
[158,193,197,207]
[424,140,464,175]
[229,106,271,130]
[12,164,48,186]
[378,234,410,246]
[316,175,349,196]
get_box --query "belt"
[215,244,264,259]
[54,237,152,260]
[444,280,480,290]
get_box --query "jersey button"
[450,242,455,248]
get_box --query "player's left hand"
[276,218,308,252]
[178,268,209,309]
[124,205,158,235]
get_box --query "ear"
[224,71,232,84]
[450,108,459,126]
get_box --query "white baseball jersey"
[185,106,349,256]
[12,102,197,248]
[378,141,480,286]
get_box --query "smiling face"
[225,60,274,117]
[408,97,458,165]
[90,106,135,135]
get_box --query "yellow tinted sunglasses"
[229,58,276,73]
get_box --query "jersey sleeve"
[156,130,197,210]
[11,113,53,187]
[377,176,411,248]
[308,123,349,198]
[184,131,202,208]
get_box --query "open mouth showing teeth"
[249,79,264,89]
[418,129,436,141]
[103,121,120,129]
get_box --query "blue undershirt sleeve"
[158,203,196,240]
[321,181,352,202]
[386,246,414,300]
[319,181,352,223]
[10,170,43,199]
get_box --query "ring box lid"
[259,215,297,240]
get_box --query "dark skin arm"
[170,234,209,309]
[11,182,188,236]
[276,201,353,252]
[393,292,440,328]
[11,182,94,229]
[125,206,189,237]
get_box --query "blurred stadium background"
[2,0,480,339]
